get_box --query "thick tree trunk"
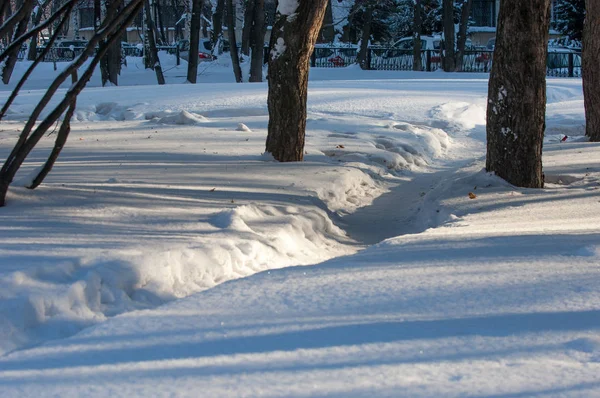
[212,0,224,50]
[241,0,255,56]
[226,0,242,82]
[144,0,165,84]
[455,0,472,71]
[187,0,202,83]
[357,5,373,70]
[412,0,422,71]
[265,0,328,162]
[2,0,34,84]
[486,0,551,188]
[249,0,265,82]
[442,0,455,72]
[583,0,600,141]
[100,0,123,86]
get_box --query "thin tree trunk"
[0,0,144,206]
[100,0,123,86]
[583,0,600,141]
[442,0,455,72]
[249,0,264,81]
[28,71,78,189]
[27,0,50,61]
[455,0,472,71]
[357,4,373,70]
[226,0,242,82]
[187,0,202,83]
[212,0,224,50]
[2,0,34,84]
[412,0,422,71]
[241,0,255,56]
[265,0,328,161]
[486,0,551,188]
[320,0,334,43]
[144,0,165,84]
[155,0,168,44]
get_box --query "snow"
[276,0,299,16]
[0,58,597,396]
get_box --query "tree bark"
[100,0,123,86]
[226,0,242,82]
[442,0,455,72]
[249,0,264,82]
[486,0,551,188]
[265,0,328,162]
[583,0,600,141]
[2,0,34,84]
[412,0,422,71]
[454,0,472,71]
[357,4,373,70]
[212,0,224,50]
[241,0,255,56]
[144,0,165,84]
[187,0,202,83]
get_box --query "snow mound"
[431,101,486,130]
[150,110,209,125]
[0,204,352,356]
[236,123,252,132]
[315,168,384,214]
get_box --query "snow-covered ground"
[1,58,597,397]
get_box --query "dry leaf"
[336,145,345,149]
[468,192,477,199]
[209,188,216,192]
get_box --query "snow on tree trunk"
[265,0,329,162]
[486,0,551,188]
[583,0,600,141]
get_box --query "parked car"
[313,44,358,67]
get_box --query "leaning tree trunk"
[357,4,373,70]
[454,0,472,71]
[249,0,265,82]
[412,0,422,71]
[2,0,34,84]
[486,0,551,188]
[144,0,165,84]
[187,0,202,83]
[265,0,329,162]
[442,0,455,72]
[226,0,242,82]
[583,0,600,141]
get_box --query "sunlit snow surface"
[1,55,598,397]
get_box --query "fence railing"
[310,47,582,77]
[11,44,582,78]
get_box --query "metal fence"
[310,47,582,78]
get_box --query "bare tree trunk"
[27,0,50,61]
[144,0,165,84]
[28,71,78,189]
[155,0,168,44]
[249,0,265,81]
[486,0,551,188]
[100,0,123,86]
[583,0,600,141]
[0,0,144,206]
[442,0,455,72]
[212,0,224,50]
[241,0,254,56]
[2,0,34,84]
[455,0,472,71]
[226,0,242,82]
[187,0,202,83]
[320,0,334,43]
[265,0,328,161]
[357,4,373,70]
[412,0,422,71]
